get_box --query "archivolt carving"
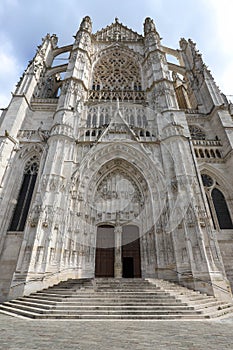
[93,165,144,223]
[18,144,44,160]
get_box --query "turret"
[144,17,161,50]
[15,33,58,98]
[179,38,226,113]
[55,16,92,117]
[143,17,178,111]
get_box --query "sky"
[0,0,233,109]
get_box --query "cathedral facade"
[0,17,233,302]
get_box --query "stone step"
[0,306,208,320]
[1,303,202,315]
[1,278,232,320]
[19,296,226,310]
[2,301,231,320]
[9,301,197,311]
[12,299,186,308]
[34,292,175,298]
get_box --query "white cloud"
[200,0,233,95]
[0,34,22,108]
[0,0,232,108]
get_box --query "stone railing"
[88,89,146,103]
[192,139,223,160]
[31,98,58,111]
[192,139,222,147]
[77,127,157,143]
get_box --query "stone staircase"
[0,278,233,320]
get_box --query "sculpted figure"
[144,17,156,34]
[80,16,92,33]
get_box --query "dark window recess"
[9,172,37,232]
[9,156,39,231]
[212,188,233,229]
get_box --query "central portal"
[95,224,141,278]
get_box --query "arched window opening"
[130,114,134,126]
[137,115,142,127]
[216,149,221,158]
[87,114,91,128]
[9,156,39,232]
[201,174,233,230]
[199,149,204,158]
[205,149,210,158]
[99,114,104,126]
[210,150,216,158]
[142,115,147,127]
[92,114,97,127]
[212,188,233,229]
[105,114,109,125]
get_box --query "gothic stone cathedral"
[0,17,233,303]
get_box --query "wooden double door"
[95,225,141,278]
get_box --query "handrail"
[11,266,231,296]
[10,267,79,289]
[167,267,231,295]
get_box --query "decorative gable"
[93,18,143,42]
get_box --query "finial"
[115,17,119,23]
[144,17,156,35]
[79,16,92,33]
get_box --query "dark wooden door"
[122,225,141,278]
[95,225,114,277]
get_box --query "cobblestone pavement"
[0,313,233,350]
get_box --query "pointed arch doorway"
[95,225,115,277]
[122,225,141,278]
[90,158,148,278]
[95,224,141,278]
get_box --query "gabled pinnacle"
[94,19,143,42]
[96,102,138,142]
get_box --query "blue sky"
[0,0,233,108]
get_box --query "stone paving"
[0,313,233,349]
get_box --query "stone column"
[114,225,122,278]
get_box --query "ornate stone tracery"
[91,49,142,92]
[24,155,40,175]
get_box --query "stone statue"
[144,17,156,34]
[80,16,92,33]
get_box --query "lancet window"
[201,174,233,230]
[9,156,39,231]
